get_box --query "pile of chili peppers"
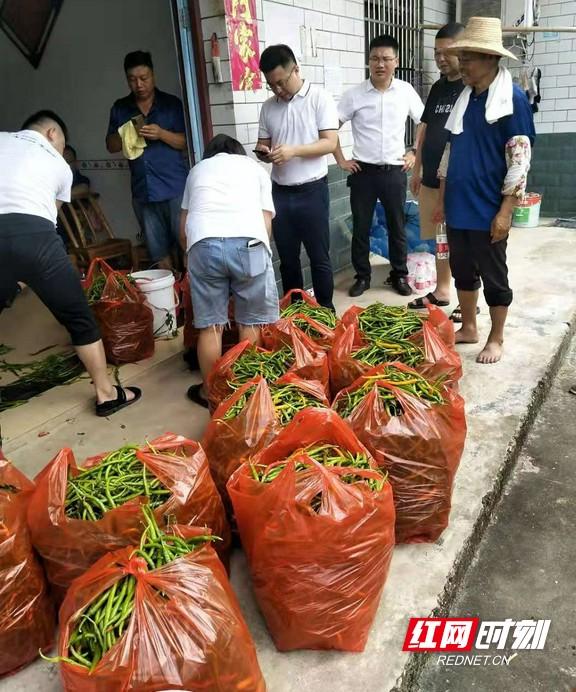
[223,382,328,426]
[64,446,171,521]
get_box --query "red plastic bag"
[265,313,335,350]
[329,316,461,396]
[227,409,395,652]
[28,434,230,602]
[0,455,55,677]
[279,288,320,311]
[58,533,265,692]
[333,364,466,543]
[207,324,329,410]
[259,321,330,389]
[85,258,154,364]
[278,289,336,349]
[178,277,238,351]
[203,374,329,512]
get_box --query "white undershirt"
[181,153,275,251]
[259,81,339,186]
[338,78,424,165]
[0,130,72,224]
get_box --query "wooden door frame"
[187,2,213,145]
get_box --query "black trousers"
[447,226,513,307]
[0,213,101,345]
[272,177,334,309]
[348,164,408,281]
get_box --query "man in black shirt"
[409,23,464,310]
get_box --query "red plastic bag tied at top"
[228,408,396,652]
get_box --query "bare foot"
[476,340,503,364]
[454,327,479,344]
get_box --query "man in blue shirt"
[106,51,188,269]
[436,17,535,364]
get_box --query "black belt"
[357,162,404,172]
[272,176,327,193]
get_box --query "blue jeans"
[272,177,334,309]
[133,196,182,262]
[187,237,279,328]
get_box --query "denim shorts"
[187,237,279,328]
[133,196,182,262]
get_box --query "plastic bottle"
[436,223,449,260]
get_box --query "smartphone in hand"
[131,114,146,134]
[253,148,271,161]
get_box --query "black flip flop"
[569,385,576,396]
[187,383,209,409]
[408,292,450,309]
[450,305,481,323]
[96,385,142,417]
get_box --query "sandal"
[408,292,450,309]
[96,385,142,417]
[450,305,480,323]
[569,385,576,396]
[187,383,209,409]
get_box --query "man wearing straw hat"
[435,17,535,364]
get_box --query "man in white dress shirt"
[255,44,339,309]
[335,34,424,297]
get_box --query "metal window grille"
[365,0,423,144]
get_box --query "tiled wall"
[532,5,576,135]
[422,0,453,96]
[525,5,576,216]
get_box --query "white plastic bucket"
[512,193,542,228]
[130,270,178,338]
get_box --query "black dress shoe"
[390,276,413,296]
[348,279,370,297]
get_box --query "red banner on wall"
[225,0,261,91]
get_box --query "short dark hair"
[21,110,68,140]
[202,134,246,160]
[259,44,296,73]
[369,34,399,55]
[64,144,77,158]
[124,50,153,73]
[436,22,465,40]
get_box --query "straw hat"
[446,17,518,60]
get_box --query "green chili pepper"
[280,301,337,329]
[230,346,295,386]
[221,383,327,425]
[250,443,387,513]
[335,366,446,418]
[64,445,173,520]
[41,505,220,671]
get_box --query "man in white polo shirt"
[0,110,141,416]
[335,34,424,297]
[255,44,339,309]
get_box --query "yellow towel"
[118,120,147,160]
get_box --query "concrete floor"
[417,330,576,692]
[1,223,575,691]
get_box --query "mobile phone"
[131,114,146,131]
[253,148,270,158]
[247,239,263,247]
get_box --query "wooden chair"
[58,192,137,271]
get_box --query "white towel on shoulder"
[445,66,514,135]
